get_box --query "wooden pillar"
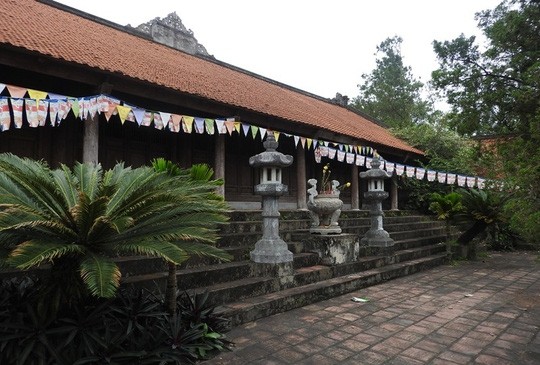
[82,113,99,165]
[390,174,399,210]
[351,164,360,210]
[296,146,307,210]
[214,134,226,197]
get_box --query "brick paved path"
[205,252,540,364]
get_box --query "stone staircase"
[120,210,450,328]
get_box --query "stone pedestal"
[251,261,294,287]
[361,191,394,253]
[303,233,359,265]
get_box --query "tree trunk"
[457,221,487,260]
[165,262,177,315]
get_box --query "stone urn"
[307,179,343,234]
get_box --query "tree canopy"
[352,36,432,128]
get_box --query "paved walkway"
[205,252,540,364]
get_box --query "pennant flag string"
[0,82,488,189]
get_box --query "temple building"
[0,0,424,210]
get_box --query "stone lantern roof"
[359,156,391,179]
[249,134,293,168]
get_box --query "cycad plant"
[152,158,230,314]
[0,153,229,315]
[429,191,463,243]
[455,188,510,259]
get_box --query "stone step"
[389,226,447,241]
[220,253,448,327]
[121,251,320,292]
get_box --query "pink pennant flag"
[6,85,27,98]
[57,99,70,122]
[79,98,87,121]
[300,137,306,148]
[195,117,205,134]
[25,99,39,127]
[395,164,405,176]
[38,100,48,126]
[49,100,59,126]
[103,98,119,121]
[224,120,235,135]
[10,99,24,128]
[337,150,345,162]
[427,170,437,182]
[0,98,11,131]
[170,114,182,132]
[437,172,447,184]
[405,166,415,178]
[346,152,355,164]
[415,168,426,180]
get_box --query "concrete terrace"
[205,251,540,365]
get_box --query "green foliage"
[0,153,229,305]
[0,278,231,364]
[429,192,463,221]
[432,0,540,244]
[352,36,432,128]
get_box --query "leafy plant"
[151,158,231,315]
[0,153,229,314]
[429,191,463,244]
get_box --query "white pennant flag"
[259,127,267,139]
[159,112,171,129]
[477,178,485,189]
[294,135,300,147]
[415,168,426,180]
[466,176,476,188]
[356,154,365,166]
[437,172,447,184]
[49,100,59,126]
[0,98,10,131]
[395,164,405,176]
[131,107,146,126]
[385,162,395,174]
[346,152,355,164]
[194,117,205,134]
[215,119,226,134]
[337,150,345,162]
[427,170,436,182]
[405,166,415,178]
[447,173,456,185]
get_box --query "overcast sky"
[56,0,501,100]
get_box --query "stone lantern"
[248,133,294,264]
[359,154,394,250]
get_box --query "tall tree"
[353,36,431,128]
[431,0,540,243]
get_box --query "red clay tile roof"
[0,0,423,156]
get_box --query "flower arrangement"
[320,163,350,194]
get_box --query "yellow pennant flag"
[182,116,194,133]
[234,122,241,134]
[116,105,131,124]
[27,89,48,108]
[307,138,313,150]
[274,131,280,141]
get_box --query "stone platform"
[300,233,359,265]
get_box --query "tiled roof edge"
[40,0,391,130]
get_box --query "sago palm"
[0,153,229,311]
[151,158,230,315]
[429,191,463,242]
